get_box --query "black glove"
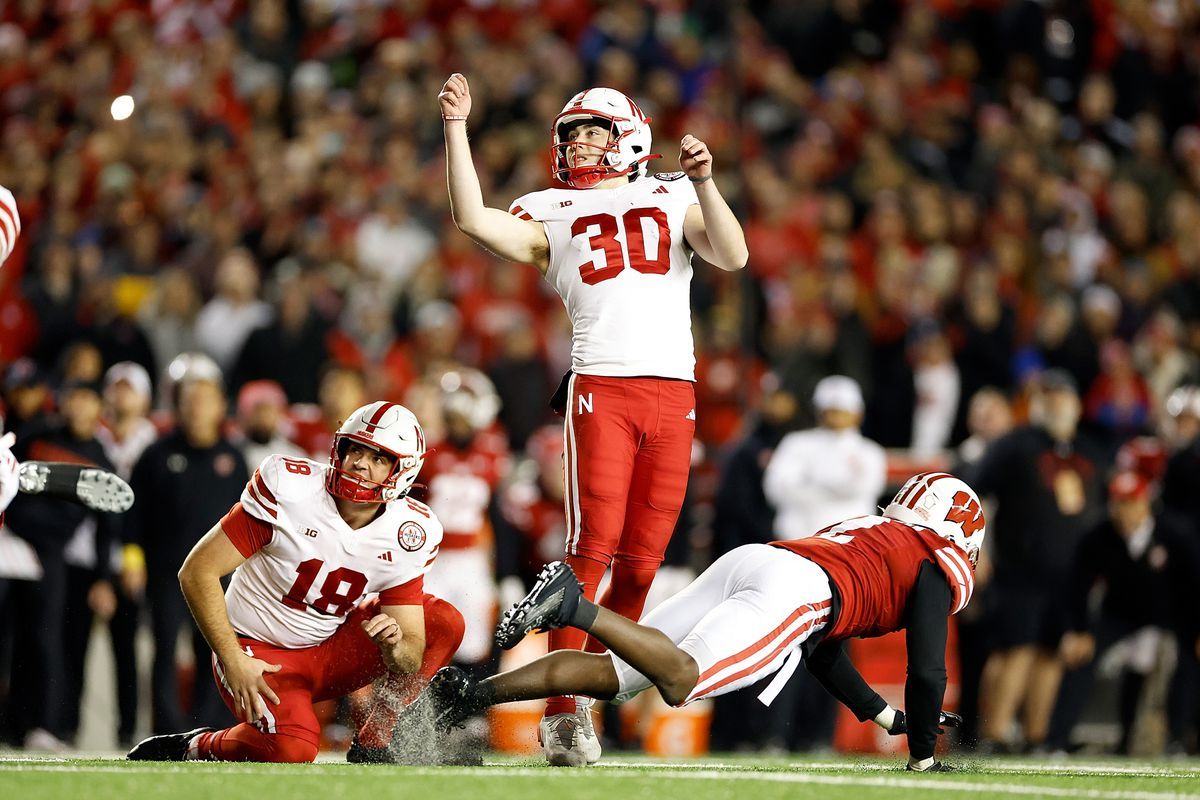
[887,709,963,736]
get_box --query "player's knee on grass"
[268,735,319,763]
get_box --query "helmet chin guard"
[550,88,660,188]
[326,401,425,504]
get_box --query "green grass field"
[2,754,1199,800]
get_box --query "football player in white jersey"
[439,73,747,766]
[127,401,467,763]
[0,185,22,518]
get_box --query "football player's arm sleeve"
[219,502,275,558]
[904,561,953,762]
[804,640,888,722]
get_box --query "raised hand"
[679,134,713,181]
[439,73,472,121]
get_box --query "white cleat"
[538,712,589,767]
[574,697,602,765]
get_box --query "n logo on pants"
[578,393,593,414]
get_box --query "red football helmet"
[550,87,659,188]
[327,401,425,503]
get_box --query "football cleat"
[906,760,957,773]
[573,697,602,765]
[495,561,583,650]
[18,461,135,513]
[127,727,213,761]
[379,667,486,765]
[539,712,589,767]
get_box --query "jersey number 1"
[573,208,671,285]
[282,559,368,616]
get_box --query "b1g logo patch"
[654,171,686,181]
[398,521,426,552]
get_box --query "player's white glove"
[0,185,21,267]
[0,432,19,514]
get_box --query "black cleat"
[346,737,390,764]
[127,727,213,761]
[400,666,481,735]
[906,760,958,773]
[19,461,135,513]
[494,562,583,650]
[354,668,487,765]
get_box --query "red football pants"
[199,593,464,762]
[549,374,694,701]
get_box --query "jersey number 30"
[573,208,671,285]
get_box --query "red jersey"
[771,515,974,640]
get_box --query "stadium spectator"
[234,379,305,473]
[5,379,120,750]
[969,369,1110,752]
[95,361,158,748]
[764,375,886,540]
[1047,472,1200,755]
[127,367,248,733]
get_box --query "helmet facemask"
[326,433,422,504]
[549,92,660,188]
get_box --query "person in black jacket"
[127,372,249,733]
[967,368,1109,750]
[1160,385,1200,753]
[4,379,121,749]
[1046,471,1200,754]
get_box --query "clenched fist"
[362,612,403,647]
[439,73,471,121]
[679,134,713,181]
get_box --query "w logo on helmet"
[944,491,985,538]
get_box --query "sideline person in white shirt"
[763,375,887,540]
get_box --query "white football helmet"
[439,368,501,432]
[550,87,659,188]
[327,401,425,503]
[884,472,986,566]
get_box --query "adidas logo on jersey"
[653,185,670,195]
[685,408,696,420]
[378,552,393,562]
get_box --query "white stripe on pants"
[609,544,832,705]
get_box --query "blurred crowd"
[2,0,1200,757]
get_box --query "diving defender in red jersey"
[413,472,983,772]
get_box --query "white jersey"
[224,454,443,649]
[510,173,699,380]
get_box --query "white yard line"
[0,761,1198,799]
